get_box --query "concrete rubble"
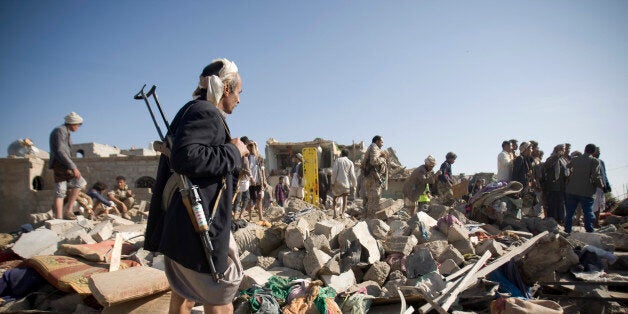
[1,187,627,313]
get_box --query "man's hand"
[72,168,81,179]
[231,138,248,157]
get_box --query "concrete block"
[321,270,356,294]
[363,261,390,286]
[304,234,332,255]
[452,239,475,255]
[285,219,310,250]
[240,251,258,269]
[382,235,418,256]
[406,247,437,279]
[375,199,404,220]
[338,221,380,264]
[476,239,505,257]
[345,280,382,297]
[367,219,390,240]
[314,220,344,244]
[61,227,91,244]
[442,223,469,243]
[319,255,341,276]
[568,232,615,252]
[415,240,449,261]
[89,221,114,242]
[257,256,278,270]
[11,228,61,259]
[437,245,465,265]
[439,259,460,275]
[279,250,306,273]
[387,219,409,237]
[303,248,332,278]
[233,224,262,255]
[79,231,97,244]
[256,227,284,255]
[426,204,448,220]
[45,219,79,235]
[240,266,272,290]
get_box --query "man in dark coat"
[564,144,604,233]
[144,59,247,313]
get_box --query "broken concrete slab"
[11,228,61,258]
[451,238,475,255]
[240,250,258,269]
[476,239,505,257]
[406,247,438,279]
[321,269,356,294]
[338,221,380,264]
[416,240,449,261]
[382,235,418,256]
[426,204,448,220]
[314,219,344,245]
[257,256,279,270]
[437,245,465,265]
[304,234,332,255]
[88,221,114,242]
[568,232,615,252]
[439,259,461,276]
[375,199,404,220]
[285,219,310,250]
[363,261,390,286]
[367,219,390,240]
[319,255,341,276]
[105,214,135,226]
[240,266,273,290]
[233,223,262,255]
[279,250,306,273]
[45,219,80,235]
[303,248,332,278]
[59,225,91,244]
[387,219,410,237]
[256,227,284,255]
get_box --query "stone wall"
[0,155,159,232]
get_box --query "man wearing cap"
[403,155,441,216]
[144,59,248,313]
[49,112,86,220]
[289,153,304,200]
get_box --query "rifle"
[134,85,223,282]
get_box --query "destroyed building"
[0,143,159,232]
[1,138,627,313]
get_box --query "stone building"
[0,143,159,232]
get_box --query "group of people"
[497,139,611,233]
[49,112,135,221]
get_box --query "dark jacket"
[542,154,568,192]
[512,155,533,186]
[566,154,603,198]
[144,99,241,275]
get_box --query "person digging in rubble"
[403,155,441,216]
[437,152,457,206]
[144,59,247,314]
[87,181,120,216]
[107,175,133,220]
[362,135,388,218]
[49,112,86,220]
[331,149,357,218]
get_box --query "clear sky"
[1,1,627,199]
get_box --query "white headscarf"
[196,58,239,105]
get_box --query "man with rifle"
[143,59,248,314]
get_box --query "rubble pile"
[1,195,627,313]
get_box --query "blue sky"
[1,1,627,198]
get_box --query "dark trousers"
[545,191,565,223]
[565,193,595,233]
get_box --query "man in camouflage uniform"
[362,135,388,218]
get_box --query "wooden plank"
[108,233,123,272]
[441,251,492,311]
[445,263,474,282]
